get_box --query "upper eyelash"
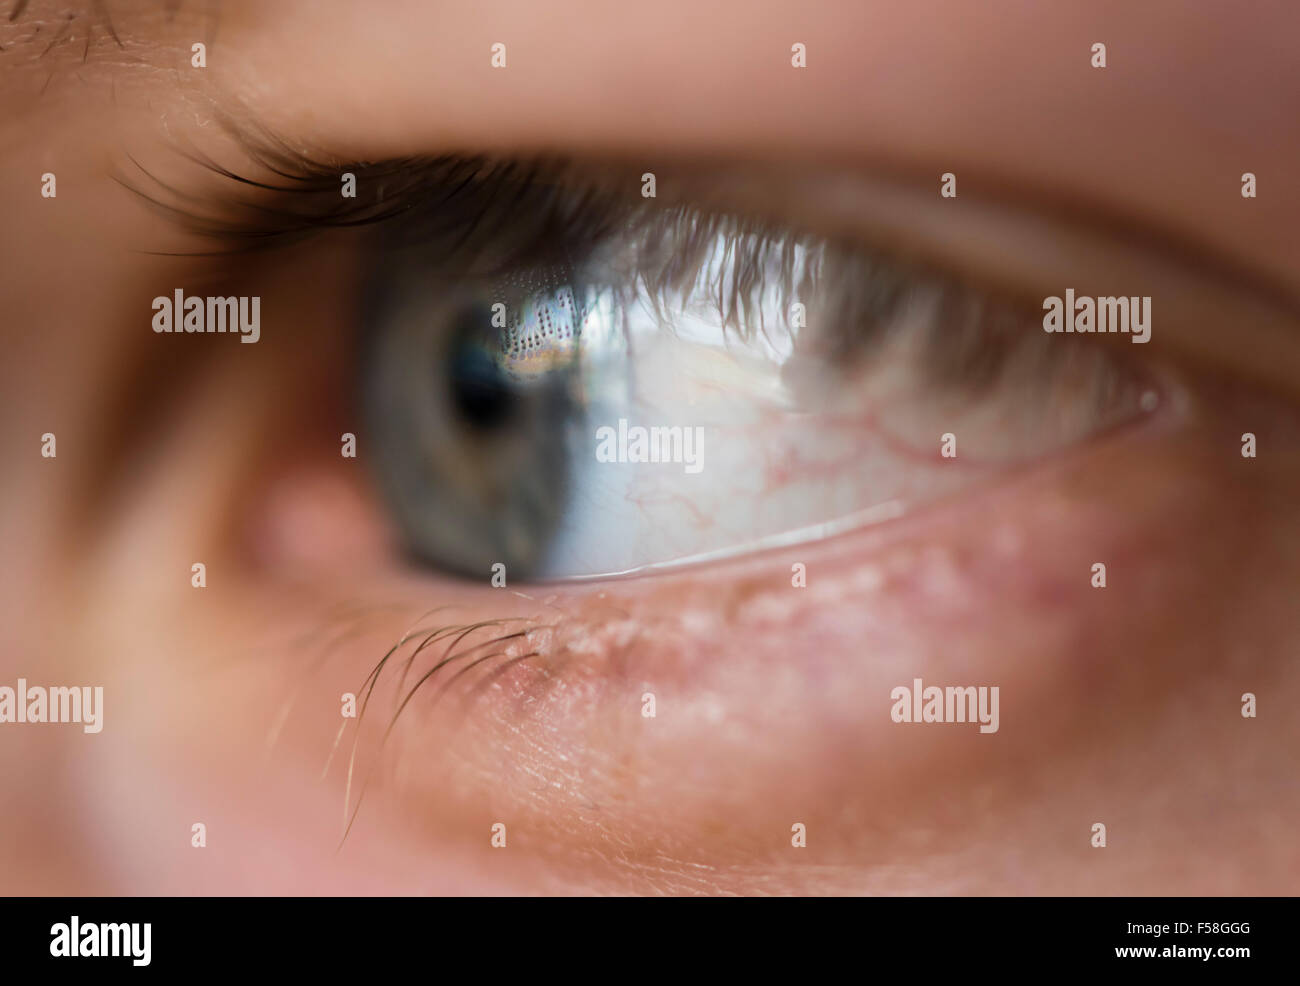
[119,119,1163,404]
[118,148,529,252]
[115,113,806,267]
[116,124,830,342]
[121,126,1065,376]
[114,112,623,257]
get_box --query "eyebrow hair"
[3,0,108,58]
[1,0,212,63]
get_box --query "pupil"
[448,309,517,431]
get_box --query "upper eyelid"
[816,166,1300,395]
[718,161,1300,315]
[13,6,1294,324]
[126,124,1291,309]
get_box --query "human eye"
[6,0,1299,904]
[369,170,1165,581]
[151,154,1160,582]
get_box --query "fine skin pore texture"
[1,0,1298,895]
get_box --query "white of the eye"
[555,498,905,581]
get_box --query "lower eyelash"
[335,612,547,843]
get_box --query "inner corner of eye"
[353,212,1158,583]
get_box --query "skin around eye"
[68,354,1300,895]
